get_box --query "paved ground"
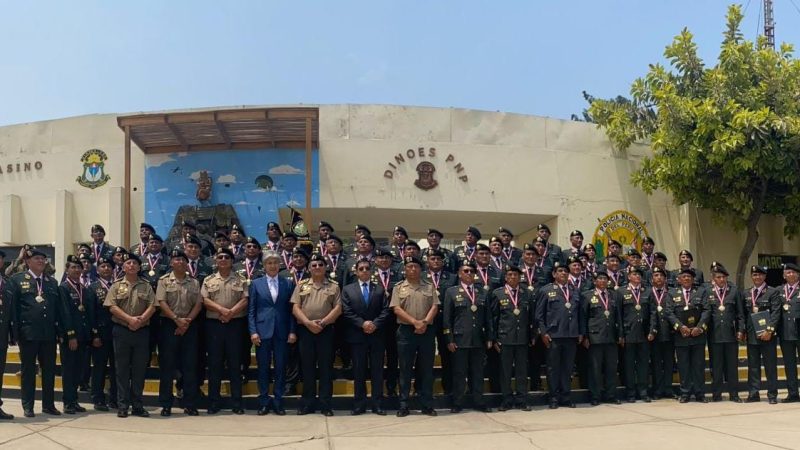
[1,395,799,450]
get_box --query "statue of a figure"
[196,170,212,205]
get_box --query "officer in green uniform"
[425,249,457,399]
[89,224,115,264]
[184,234,213,285]
[454,226,481,265]
[373,248,403,398]
[488,236,509,271]
[666,268,710,403]
[533,238,554,285]
[324,235,350,283]
[89,257,117,411]
[423,228,456,274]
[279,232,299,271]
[443,260,494,413]
[0,251,13,419]
[536,224,562,268]
[111,246,128,281]
[778,262,800,402]
[562,230,584,264]
[104,253,157,417]
[279,248,309,395]
[8,247,76,418]
[391,256,439,417]
[705,263,743,402]
[497,228,522,267]
[229,224,247,262]
[264,221,283,252]
[60,255,97,414]
[674,250,704,288]
[140,233,169,290]
[649,267,675,399]
[618,266,657,402]
[742,265,780,403]
[233,236,265,288]
[519,243,546,390]
[491,266,534,411]
[157,249,203,416]
[582,270,622,405]
[291,254,342,416]
[129,223,156,257]
[390,226,409,262]
[316,221,334,256]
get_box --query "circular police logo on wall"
[76,149,110,189]
[592,210,650,257]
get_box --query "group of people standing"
[0,220,796,420]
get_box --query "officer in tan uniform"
[104,253,157,418]
[156,249,203,416]
[291,253,342,416]
[202,248,249,415]
[391,256,439,417]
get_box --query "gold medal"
[604,310,610,318]
[483,285,490,291]
[244,279,251,288]
[634,304,641,311]
[718,305,725,312]
[657,306,663,313]
[753,307,759,313]
[330,272,337,278]
[684,306,689,311]
[513,308,521,316]
[527,285,534,291]
[784,304,790,311]
[148,270,156,277]
[564,302,572,309]
[35,295,44,302]
[78,304,85,312]
[470,305,478,312]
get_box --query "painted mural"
[144,149,319,239]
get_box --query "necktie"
[191,260,197,273]
[332,255,337,265]
[362,282,370,305]
[467,285,474,295]
[434,272,440,284]
[382,271,388,282]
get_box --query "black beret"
[505,265,522,274]
[78,254,93,263]
[475,243,490,252]
[394,226,408,237]
[326,234,343,245]
[570,230,583,238]
[626,248,641,257]
[215,247,234,258]
[643,236,655,245]
[375,247,393,258]
[113,246,128,255]
[123,253,142,265]
[169,249,188,260]
[534,236,547,244]
[552,261,568,272]
[428,248,445,259]
[318,221,334,231]
[608,239,622,247]
[140,223,155,233]
[651,267,667,276]
[358,234,375,247]
[266,222,281,232]
[282,232,298,240]
[403,255,423,267]
[679,249,694,260]
[783,263,800,273]
[594,269,609,279]
[25,247,47,258]
[566,255,582,266]
[214,231,230,239]
[309,253,327,264]
[678,267,696,277]
[537,224,551,233]
[97,256,114,267]
[458,259,477,270]
[403,240,420,251]
[66,255,82,265]
[292,248,310,260]
[489,236,502,244]
[91,224,105,234]
[181,219,197,230]
[231,223,243,233]
[355,224,371,234]
[184,234,202,247]
[498,227,513,237]
[523,243,539,254]
[751,265,768,274]
[627,265,644,276]
[427,228,444,238]
[244,236,261,249]
[605,254,621,262]
[77,243,91,251]
[466,226,482,240]
[582,243,596,252]
[654,251,668,261]
[148,234,163,243]
[711,263,730,276]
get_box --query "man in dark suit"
[341,259,391,415]
[249,250,297,416]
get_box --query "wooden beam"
[166,112,216,124]
[268,109,318,120]
[166,123,189,151]
[124,125,132,248]
[304,117,313,232]
[117,115,167,128]
[142,140,310,154]
[213,114,233,148]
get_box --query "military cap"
[375,247,393,258]
[537,224,551,233]
[266,222,281,232]
[403,240,420,251]
[608,239,622,248]
[123,253,142,265]
[605,254,621,262]
[505,265,522,274]
[97,256,115,267]
[523,243,539,254]
[309,253,327,264]
[566,255,582,266]
[783,262,800,273]
[181,219,197,230]
[651,267,667,276]
[394,226,408,238]
[594,269,609,279]
[215,247,234,258]
[25,247,47,258]
[318,221,334,232]
[231,224,243,233]
[326,234,343,245]
[475,243,490,252]
[552,261,568,272]
[626,248,641,257]
[292,248,310,260]
[711,263,729,276]
[489,236,502,244]
[113,246,128,255]
[358,234,376,247]
[77,243,92,252]
[184,234,202,247]
[654,251,668,261]
[427,228,444,238]
[91,224,106,234]
[148,233,163,243]
[627,265,644,276]
[679,249,694,260]
[534,236,547,245]
[643,236,655,245]
[678,267,696,277]
[244,236,261,249]
[65,255,82,266]
[169,248,188,261]
[214,231,229,239]
[355,224,371,235]
[78,253,93,263]
[428,248,445,259]
[466,226,482,240]
[570,230,583,238]
[282,232,298,240]
[403,255,423,267]
[751,265,767,274]
[458,259,477,270]
[582,243,596,252]
[498,227,513,237]
[140,223,156,233]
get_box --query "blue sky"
[2,1,799,126]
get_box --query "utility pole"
[764,0,775,49]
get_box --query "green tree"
[589,4,800,287]
[571,91,655,124]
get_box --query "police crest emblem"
[76,149,110,189]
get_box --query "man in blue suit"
[341,258,391,415]
[249,250,297,415]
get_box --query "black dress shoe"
[745,394,761,403]
[94,403,109,412]
[781,395,800,403]
[131,408,150,417]
[79,384,89,392]
[769,397,778,404]
[643,396,652,403]
[421,407,437,416]
[475,405,492,413]
[184,408,199,416]
[207,407,220,415]
[679,396,690,403]
[160,408,171,417]
[498,403,510,412]
[117,409,128,418]
[729,396,743,403]
[64,405,77,415]
[232,408,245,415]
[321,409,334,417]
[273,407,286,416]
[372,407,386,416]
[695,396,709,403]
[548,400,559,409]
[396,407,410,417]
[560,401,576,408]
[590,399,600,406]
[350,408,365,416]
[521,404,531,411]
[0,408,13,420]
[42,406,62,416]
[257,406,270,416]
[712,394,723,402]
[296,407,313,416]
[109,402,118,410]
[450,406,462,414]
[73,404,87,413]
[605,398,621,405]
[626,397,636,403]
[662,393,677,400]
[23,408,35,418]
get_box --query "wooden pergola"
[116,107,319,246]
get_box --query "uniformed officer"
[519,243,544,291]
[497,228,522,267]
[582,244,600,279]
[264,221,283,252]
[533,238,554,285]
[778,262,800,402]
[156,249,203,416]
[618,266,657,402]
[89,257,117,411]
[536,262,583,409]
[129,223,156,257]
[536,224,562,267]
[605,254,627,290]
[345,225,371,259]
[423,228,456,274]
[291,254,342,416]
[491,266,534,411]
[104,253,156,418]
[666,268,710,403]
[373,248,403,398]
[444,260,494,413]
[391,256,439,417]
[279,248,309,396]
[324,235,350,284]
[582,270,622,405]
[453,226,481,265]
[60,255,97,414]
[675,250,704,288]
[316,221,334,256]
[141,233,169,290]
[390,226,409,262]
[279,232,299,271]
[111,246,128,281]
[742,265,780,403]
[488,236,509,271]
[89,224,115,264]
[0,250,11,420]
[202,248,249,415]
[705,263,743,402]
[229,224,247,262]
[425,248,457,399]
[606,240,626,269]
[184,234,213,285]
[8,247,76,417]
[641,237,656,271]
[519,243,546,390]
[474,244,503,292]
[568,255,591,390]
[649,267,676,399]
[562,230,584,265]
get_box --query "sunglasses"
[309,263,326,268]
[245,244,259,248]
[461,269,474,274]
[216,255,231,260]
[357,267,371,272]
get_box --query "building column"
[1,194,21,245]
[108,186,124,248]
[55,190,73,279]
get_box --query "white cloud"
[147,211,153,214]
[217,174,237,184]
[189,170,212,181]
[251,187,282,193]
[286,200,302,208]
[235,201,250,205]
[251,188,268,193]
[269,164,303,175]
[177,192,187,196]
[146,154,176,168]
[156,188,169,193]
